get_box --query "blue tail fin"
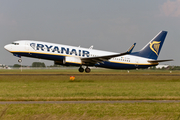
[130,31,168,60]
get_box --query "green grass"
[0,103,180,120]
[0,69,180,120]
[0,69,180,119]
[0,70,180,101]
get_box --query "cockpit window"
[12,43,19,45]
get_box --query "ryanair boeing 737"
[4,31,173,73]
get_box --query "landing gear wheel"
[79,67,84,73]
[85,67,91,73]
[18,59,22,63]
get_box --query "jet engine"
[54,56,82,65]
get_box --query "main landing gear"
[78,66,91,73]
[79,67,84,73]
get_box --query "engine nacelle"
[54,57,66,65]
[54,56,82,65]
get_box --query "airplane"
[4,31,173,73]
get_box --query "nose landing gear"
[18,58,23,72]
[18,59,22,63]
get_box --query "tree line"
[13,62,46,67]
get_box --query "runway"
[0,74,180,76]
[0,100,180,104]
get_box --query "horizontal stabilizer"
[148,59,173,63]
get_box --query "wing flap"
[81,43,136,65]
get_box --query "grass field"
[0,69,180,119]
[1,103,180,120]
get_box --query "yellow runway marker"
[70,76,75,81]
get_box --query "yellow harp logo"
[149,41,161,56]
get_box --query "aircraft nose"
[4,44,11,51]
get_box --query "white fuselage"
[4,40,157,69]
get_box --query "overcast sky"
[0,0,179,66]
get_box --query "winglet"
[126,43,136,53]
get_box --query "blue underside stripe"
[12,52,156,69]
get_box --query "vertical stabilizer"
[131,31,168,60]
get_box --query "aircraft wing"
[148,59,174,63]
[81,43,136,65]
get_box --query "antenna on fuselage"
[89,45,93,49]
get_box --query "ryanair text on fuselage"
[30,43,90,57]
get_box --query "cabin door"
[25,42,31,54]
[135,58,139,67]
